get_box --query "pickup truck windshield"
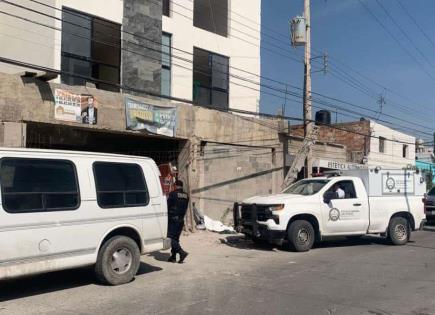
[429,187,435,196]
[283,179,330,196]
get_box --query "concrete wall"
[122,0,162,94]
[195,143,278,221]
[0,73,283,222]
[292,120,371,163]
[162,0,261,112]
[289,136,347,162]
[368,121,416,168]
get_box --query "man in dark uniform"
[167,180,189,263]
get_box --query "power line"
[3,1,434,136]
[375,0,435,71]
[0,56,424,147]
[396,0,435,53]
[358,0,435,83]
[23,0,434,125]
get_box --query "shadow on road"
[314,236,390,249]
[219,235,283,251]
[148,251,172,262]
[0,262,162,302]
[220,234,394,252]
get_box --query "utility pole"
[303,0,313,178]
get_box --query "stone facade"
[122,0,162,95]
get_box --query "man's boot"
[178,250,189,263]
[167,253,177,263]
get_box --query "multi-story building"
[0,0,272,223]
[162,0,261,112]
[0,0,261,112]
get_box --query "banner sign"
[125,97,177,137]
[54,89,97,125]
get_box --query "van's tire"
[95,236,141,285]
[288,220,315,252]
[387,217,409,246]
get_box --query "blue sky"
[260,0,435,141]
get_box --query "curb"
[423,225,435,232]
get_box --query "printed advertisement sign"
[125,97,177,137]
[54,89,97,125]
[382,173,415,194]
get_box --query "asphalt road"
[1,231,435,315]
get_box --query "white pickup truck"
[234,168,426,252]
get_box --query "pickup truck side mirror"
[323,191,337,204]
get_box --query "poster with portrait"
[54,89,97,125]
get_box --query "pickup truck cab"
[234,168,426,252]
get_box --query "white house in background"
[367,121,416,169]
[162,0,261,112]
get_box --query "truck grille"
[241,204,272,222]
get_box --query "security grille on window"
[161,33,172,97]
[61,7,121,92]
[0,158,80,213]
[93,162,149,208]
[193,47,229,110]
[193,0,228,37]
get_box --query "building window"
[379,137,386,153]
[93,162,149,208]
[161,33,172,97]
[193,47,229,110]
[193,0,228,37]
[163,0,170,17]
[403,145,409,158]
[0,158,80,213]
[61,7,121,92]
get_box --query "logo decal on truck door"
[329,208,340,221]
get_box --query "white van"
[0,148,169,285]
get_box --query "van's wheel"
[388,217,409,245]
[288,220,315,252]
[95,236,141,285]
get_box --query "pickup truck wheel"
[288,220,315,252]
[95,236,141,285]
[388,217,409,246]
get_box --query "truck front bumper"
[233,202,286,244]
[241,224,286,244]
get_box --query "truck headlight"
[268,204,285,211]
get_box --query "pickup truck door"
[320,179,369,235]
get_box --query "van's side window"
[0,158,80,213]
[93,162,149,208]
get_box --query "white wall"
[162,0,261,113]
[0,0,123,79]
[0,0,57,74]
[368,121,416,169]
